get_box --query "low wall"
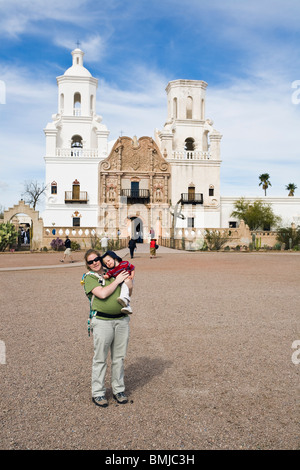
[159,221,281,250]
[43,226,128,251]
[40,222,282,251]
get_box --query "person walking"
[82,249,132,407]
[60,235,74,262]
[128,238,137,259]
[100,234,109,254]
[150,238,157,258]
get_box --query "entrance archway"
[130,216,144,243]
[3,200,44,250]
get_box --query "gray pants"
[91,316,130,398]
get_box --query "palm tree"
[285,183,297,196]
[259,173,272,196]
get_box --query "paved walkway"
[0,243,185,272]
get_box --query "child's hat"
[100,250,122,265]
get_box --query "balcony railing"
[181,193,203,204]
[65,191,88,203]
[171,151,211,160]
[121,189,150,203]
[56,148,98,158]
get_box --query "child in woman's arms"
[101,250,135,314]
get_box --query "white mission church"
[42,48,300,243]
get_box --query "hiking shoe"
[113,392,128,404]
[92,396,108,407]
[121,305,132,314]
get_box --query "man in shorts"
[60,235,74,263]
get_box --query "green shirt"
[84,272,124,320]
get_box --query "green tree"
[285,183,297,197]
[0,222,18,251]
[230,198,281,231]
[276,225,300,249]
[259,173,272,196]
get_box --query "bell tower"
[43,48,109,228]
[157,79,223,229]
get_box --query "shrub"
[0,222,18,251]
[71,241,80,251]
[50,237,64,251]
[276,226,300,250]
[272,242,281,251]
[205,230,229,251]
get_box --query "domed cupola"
[56,48,98,118]
[64,48,92,78]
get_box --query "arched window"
[184,138,195,159]
[71,135,83,148]
[184,138,195,151]
[72,179,80,200]
[188,184,195,202]
[73,92,81,116]
[186,96,193,119]
[51,181,57,194]
[209,185,214,197]
[71,135,83,156]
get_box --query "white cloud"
[1,0,300,209]
[54,34,106,63]
[0,0,89,37]
[206,72,300,196]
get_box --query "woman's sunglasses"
[87,256,101,265]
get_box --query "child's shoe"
[117,296,129,308]
[121,305,133,314]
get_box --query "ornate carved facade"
[99,136,171,240]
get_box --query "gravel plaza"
[0,247,299,450]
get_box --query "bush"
[0,222,18,251]
[276,226,300,250]
[50,237,64,251]
[71,241,80,251]
[205,230,229,251]
[273,242,281,251]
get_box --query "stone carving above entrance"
[100,136,170,174]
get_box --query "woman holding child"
[83,249,133,408]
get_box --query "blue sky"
[1,0,300,211]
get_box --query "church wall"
[220,197,300,228]
[41,49,299,242]
[170,164,220,203]
[43,159,99,227]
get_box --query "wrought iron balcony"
[65,191,88,203]
[121,189,150,203]
[180,193,203,204]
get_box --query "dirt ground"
[0,250,299,450]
